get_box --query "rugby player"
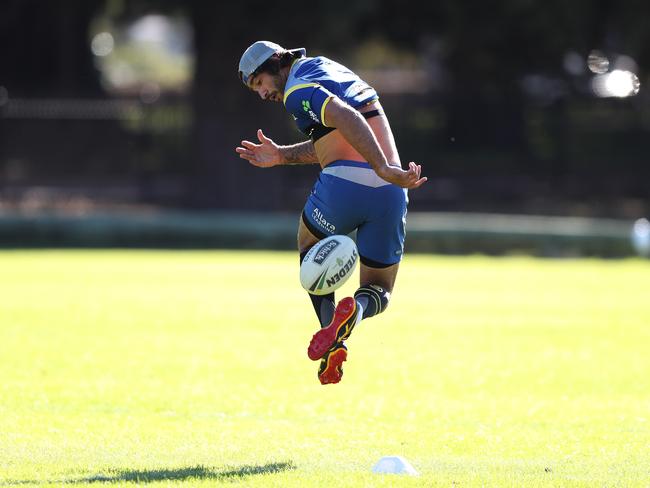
[236,41,426,385]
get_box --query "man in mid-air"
[236,41,426,385]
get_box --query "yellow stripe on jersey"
[320,96,333,127]
[283,83,319,105]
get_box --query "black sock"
[309,293,335,327]
[301,250,335,327]
[354,284,390,320]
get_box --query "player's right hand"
[377,162,427,189]
[235,129,283,168]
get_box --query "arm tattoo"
[279,141,318,164]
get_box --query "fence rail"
[0,211,640,257]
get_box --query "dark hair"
[251,50,300,79]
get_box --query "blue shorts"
[302,160,408,268]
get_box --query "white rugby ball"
[300,235,358,295]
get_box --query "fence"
[0,211,639,257]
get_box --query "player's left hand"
[378,162,427,189]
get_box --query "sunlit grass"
[0,250,648,487]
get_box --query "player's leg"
[300,170,362,331]
[352,261,398,325]
[299,215,349,384]
[298,214,336,327]
[300,170,366,384]
[351,185,407,326]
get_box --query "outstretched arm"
[280,140,318,164]
[236,129,317,167]
[324,97,427,189]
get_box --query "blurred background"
[1,0,649,256]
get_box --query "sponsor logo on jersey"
[312,208,336,233]
[302,100,320,123]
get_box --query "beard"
[268,73,285,102]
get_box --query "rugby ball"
[300,235,358,295]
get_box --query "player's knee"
[354,284,391,317]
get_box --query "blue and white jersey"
[283,56,378,140]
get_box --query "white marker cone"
[372,455,419,475]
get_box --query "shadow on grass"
[1,461,296,485]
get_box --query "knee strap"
[354,284,390,318]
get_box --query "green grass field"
[1,250,649,487]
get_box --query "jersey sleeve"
[284,83,335,127]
